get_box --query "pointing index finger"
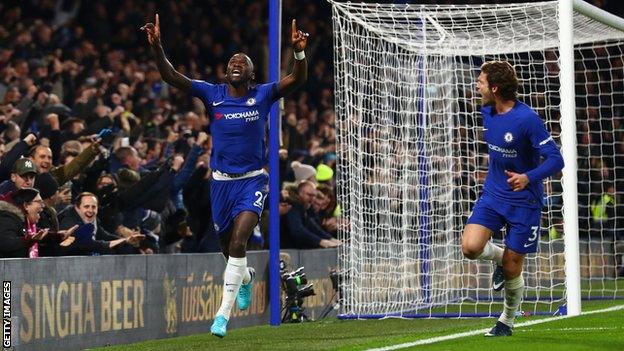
[156,13,160,29]
[292,19,296,36]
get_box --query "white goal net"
[330,0,624,318]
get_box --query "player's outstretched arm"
[141,14,192,93]
[278,19,308,98]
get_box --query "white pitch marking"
[517,326,621,332]
[366,304,624,351]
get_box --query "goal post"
[330,0,624,319]
[559,0,580,317]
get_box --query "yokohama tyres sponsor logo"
[224,110,260,121]
[488,143,517,157]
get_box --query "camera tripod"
[281,295,311,323]
[318,290,339,319]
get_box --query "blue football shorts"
[210,172,268,236]
[466,194,541,254]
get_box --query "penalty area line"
[365,304,624,351]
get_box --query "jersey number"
[529,226,539,243]
[253,191,266,209]
[524,226,539,248]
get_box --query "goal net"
[330,0,624,318]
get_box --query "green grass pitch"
[89,299,623,351]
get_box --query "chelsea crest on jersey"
[190,80,280,174]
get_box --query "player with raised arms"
[461,61,564,336]
[141,14,308,337]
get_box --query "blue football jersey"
[191,80,279,174]
[481,101,564,208]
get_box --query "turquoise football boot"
[237,267,255,310]
[210,315,228,338]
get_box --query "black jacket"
[182,166,219,253]
[0,200,29,258]
[0,140,30,183]
[56,206,119,255]
[281,193,333,249]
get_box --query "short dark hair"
[28,145,49,158]
[480,61,518,101]
[97,173,116,184]
[114,146,136,161]
[75,192,98,207]
[12,188,40,207]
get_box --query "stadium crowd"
[0,0,621,274]
[0,0,340,257]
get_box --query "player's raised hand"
[505,170,529,191]
[291,19,309,52]
[140,14,161,46]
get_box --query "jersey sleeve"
[190,80,215,105]
[524,113,565,182]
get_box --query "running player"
[461,61,564,336]
[142,14,308,337]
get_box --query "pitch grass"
[90,300,623,351]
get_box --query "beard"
[481,94,494,106]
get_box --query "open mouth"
[231,69,242,78]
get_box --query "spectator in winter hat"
[316,163,334,183]
[291,161,316,183]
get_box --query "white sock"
[242,266,252,285]
[498,275,524,327]
[216,256,247,319]
[477,241,504,266]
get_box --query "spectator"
[0,188,49,258]
[316,163,334,184]
[281,180,340,249]
[0,157,38,196]
[590,183,619,240]
[114,146,142,173]
[0,133,37,182]
[314,184,340,237]
[182,161,220,253]
[57,192,143,255]
[30,137,103,185]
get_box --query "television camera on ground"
[280,261,315,323]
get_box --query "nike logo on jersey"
[524,242,534,248]
[212,101,225,106]
[483,128,488,131]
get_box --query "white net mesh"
[331,0,624,317]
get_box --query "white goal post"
[330,0,624,319]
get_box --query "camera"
[280,261,315,323]
[282,267,315,299]
[318,268,341,320]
